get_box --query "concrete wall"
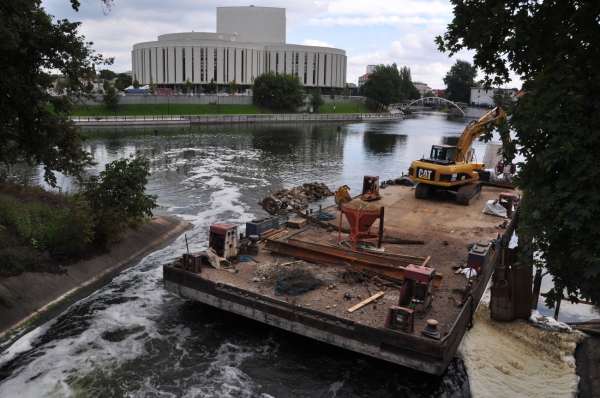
[78,95,254,106]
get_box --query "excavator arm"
[451,107,507,163]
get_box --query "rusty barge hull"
[163,184,518,375]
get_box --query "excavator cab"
[426,145,456,164]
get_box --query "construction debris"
[259,182,334,213]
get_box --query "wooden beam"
[347,291,385,313]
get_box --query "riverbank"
[71,112,402,127]
[0,215,192,343]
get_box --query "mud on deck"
[189,184,517,338]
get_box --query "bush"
[0,193,94,259]
[83,156,157,243]
[0,246,38,277]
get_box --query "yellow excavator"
[408,107,508,205]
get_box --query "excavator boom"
[408,107,508,205]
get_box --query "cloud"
[301,39,335,48]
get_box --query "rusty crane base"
[264,238,442,287]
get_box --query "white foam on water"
[458,289,583,398]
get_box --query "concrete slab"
[0,215,192,340]
[576,335,600,398]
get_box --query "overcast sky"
[42,0,522,89]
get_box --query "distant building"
[470,87,518,107]
[366,65,377,74]
[358,73,370,87]
[433,89,445,98]
[131,6,347,91]
[413,81,432,98]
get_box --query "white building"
[470,87,518,106]
[131,6,347,91]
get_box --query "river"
[0,112,593,397]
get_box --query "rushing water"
[0,112,589,397]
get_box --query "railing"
[71,112,404,124]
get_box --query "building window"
[191,48,194,82]
[241,50,244,83]
[312,54,316,85]
[214,48,217,81]
[304,53,307,84]
[182,48,186,82]
[163,48,166,82]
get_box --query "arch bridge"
[393,97,465,116]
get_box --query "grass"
[55,101,372,117]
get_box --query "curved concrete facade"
[131,7,346,90]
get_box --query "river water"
[0,113,592,397]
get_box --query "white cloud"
[301,39,335,48]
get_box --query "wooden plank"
[422,256,431,267]
[347,291,385,313]
[286,217,308,228]
[259,229,278,239]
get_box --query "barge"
[163,182,518,375]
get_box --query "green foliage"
[133,75,140,89]
[492,89,516,109]
[0,193,94,259]
[83,156,157,243]
[99,69,116,80]
[227,79,238,94]
[117,72,132,88]
[442,60,477,103]
[252,71,305,111]
[85,80,94,94]
[0,246,38,277]
[438,0,600,305]
[398,66,420,100]
[184,78,193,94]
[361,64,402,106]
[148,76,156,94]
[0,0,111,187]
[55,77,70,95]
[424,91,435,98]
[102,87,120,110]
[343,83,350,99]
[309,89,325,112]
[116,78,124,92]
[206,78,217,94]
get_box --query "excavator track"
[456,182,482,206]
[415,183,432,199]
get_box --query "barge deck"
[163,183,518,375]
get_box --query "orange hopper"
[338,205,385,250]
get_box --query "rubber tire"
[262,196,280,215]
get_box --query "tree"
[183,78,193,94]
[0,0,111,186]
[437,0,600,306]
[133,75,140,89]
[102,79,110,90]
[442,60,477,103]
[361,64,402,107]
[492,89,516,109]
[309,89,325,112]
[227,79,238,94]
[343,83,350,99]
[424,90,435,98]
[55,77,70,95]
[115,77,124,92]
[252,71,305,111]
[82,156,157,242]
[117,72,132,88]
[102,86,120,110]
[207,78,217,93]
[148,76,156,94]
[99,69,116,80]
[398,66,420,100]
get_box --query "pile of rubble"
[259,182,334,214]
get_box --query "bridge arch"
[396,97,465,116]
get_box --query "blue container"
[246,217,279,236]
